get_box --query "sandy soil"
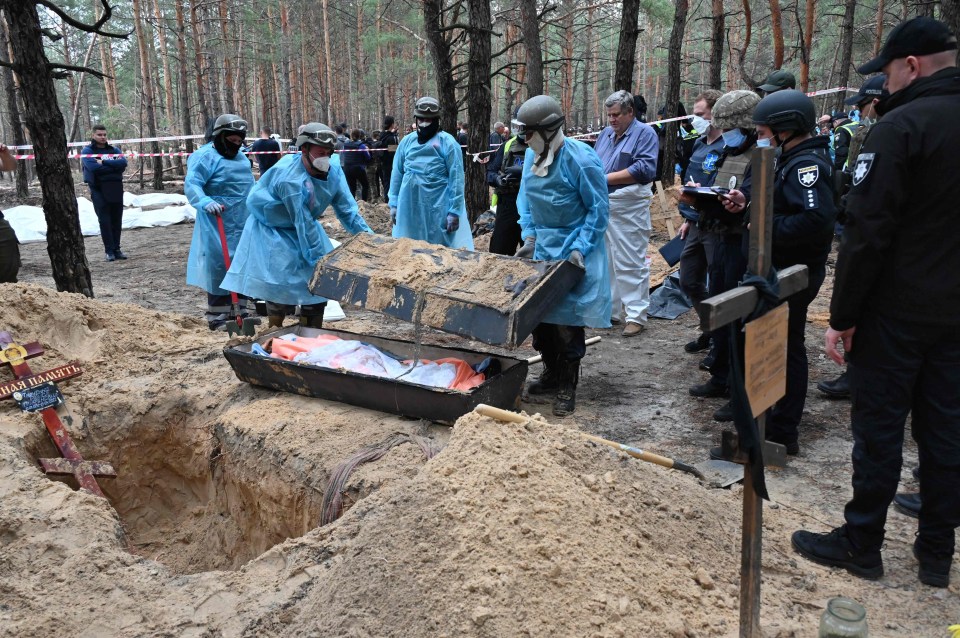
[0,188,956,637]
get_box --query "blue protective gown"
[388,130,474,249]
[185,142,255,295]
[517,138,611,328]
[220,154,372,306]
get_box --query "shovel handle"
[473,404,704,480]
[526,336,601,364]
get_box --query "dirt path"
[2,203,956,637]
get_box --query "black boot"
[527,358,560,395]
[791,526,883,580]
[893,492,921,519]
[553,360,580,417]
[817,371,850,398]
[299,314,324,329]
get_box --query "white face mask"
[528,130,564,177]
[312,156,330,172]
[691,115,710,135]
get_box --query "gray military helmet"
[414,96,441,119]
[514,95,565,134]
[711,90,761,131]
[753,89,817,133]
[212,114,248,137]
[296,123,337,150]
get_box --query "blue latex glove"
[515,237,535,259]
[204,201,225,215]
[568,249,585,269]
[443,213,459,233]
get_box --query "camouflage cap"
[711,90,761,131]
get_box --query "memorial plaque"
[743,303,788,418]
[12,382,64,412]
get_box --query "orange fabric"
[267,335,486,391]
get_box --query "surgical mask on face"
[527,133,545,155]
[690,116,710,135]
[756,137,772,148]
[312,156,330,172]
[721,128,746,148]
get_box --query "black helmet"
[752,90,816,133]
[212,114,248,138]
[414,96,441,119]
[513,95,565,135]
[295,123,337,150]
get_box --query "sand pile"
[2,283,951,637]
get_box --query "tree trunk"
[0,19,28,197]
[218,0,235,112]
[836,0,857,113]
[662,0,688,184]
[174,0,194,157]
[615,0,641,92]
[799,0,816,92]
[708,0,725,89]
[423,0,457,134]
[321,0,334,124]
[131,0,163,190]
[581,9,593,124]
[1,1,92,296]
[519,0,543,99]
[940,0,959,60]
[153,0,177,128]
[465,0,491,224]
[769,0,784,69]
[66,34,98,143]
[737,0,761,88]
[189,0,211,126]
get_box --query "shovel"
[474,404,705,480]
[214,213,260,337]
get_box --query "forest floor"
[0,182,956,637]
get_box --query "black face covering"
[417,119,440,144]
[214,133,243,159]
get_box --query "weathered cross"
[0,331,116,497]
[697,147,809,638]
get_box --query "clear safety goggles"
[219,119,248,133]
[300,129,337,146]
[511,117,563,137]
[415,99,441,115]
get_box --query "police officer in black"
[745,90,836,454]
[485,124,527,255]
[793,16,960,589]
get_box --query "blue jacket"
[221,154,372,305]
[80,143,127,187]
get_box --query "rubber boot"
[299,314,324,329]
[267,315,285,328]
[553,360,580,417]
[527,357,560,395]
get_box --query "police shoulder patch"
[852,152,875,186]
[797,165,819,188]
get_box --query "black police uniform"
[485,135,527,255]
[831,67,960,564]
[0,212,20,283]
[766,135,836,448]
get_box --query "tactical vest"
[697,146,755,235]
[496,136,527,195]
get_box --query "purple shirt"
[593,118,659,192]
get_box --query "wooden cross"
[651,179,679,237]
[697,147,809,638]
[0,331,116,498]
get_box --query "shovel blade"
[696,459,744,489]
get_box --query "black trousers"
[531,324,586,365]
[379,161,393,204]
[766,262,826,445]
[0,218,20,283]
[344,166,369,201]
[90,186,123,254]
[206,293,253,327]
[490,192,522,256]
[264,301,327,318]
[843,314,960,557]
[706,233,748,388]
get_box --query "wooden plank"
[652,180,677,237]
[698,265,808,332]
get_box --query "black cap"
[758,69,797,92]
[858,17,957,74]
[845,75,889,105]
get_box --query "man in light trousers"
[593,90,659,336]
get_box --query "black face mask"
[417,119,440,144]
[214,134,243,159]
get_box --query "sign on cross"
[696,147,809,638]
[0,331,116,498]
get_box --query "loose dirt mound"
[0,283,955,637]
